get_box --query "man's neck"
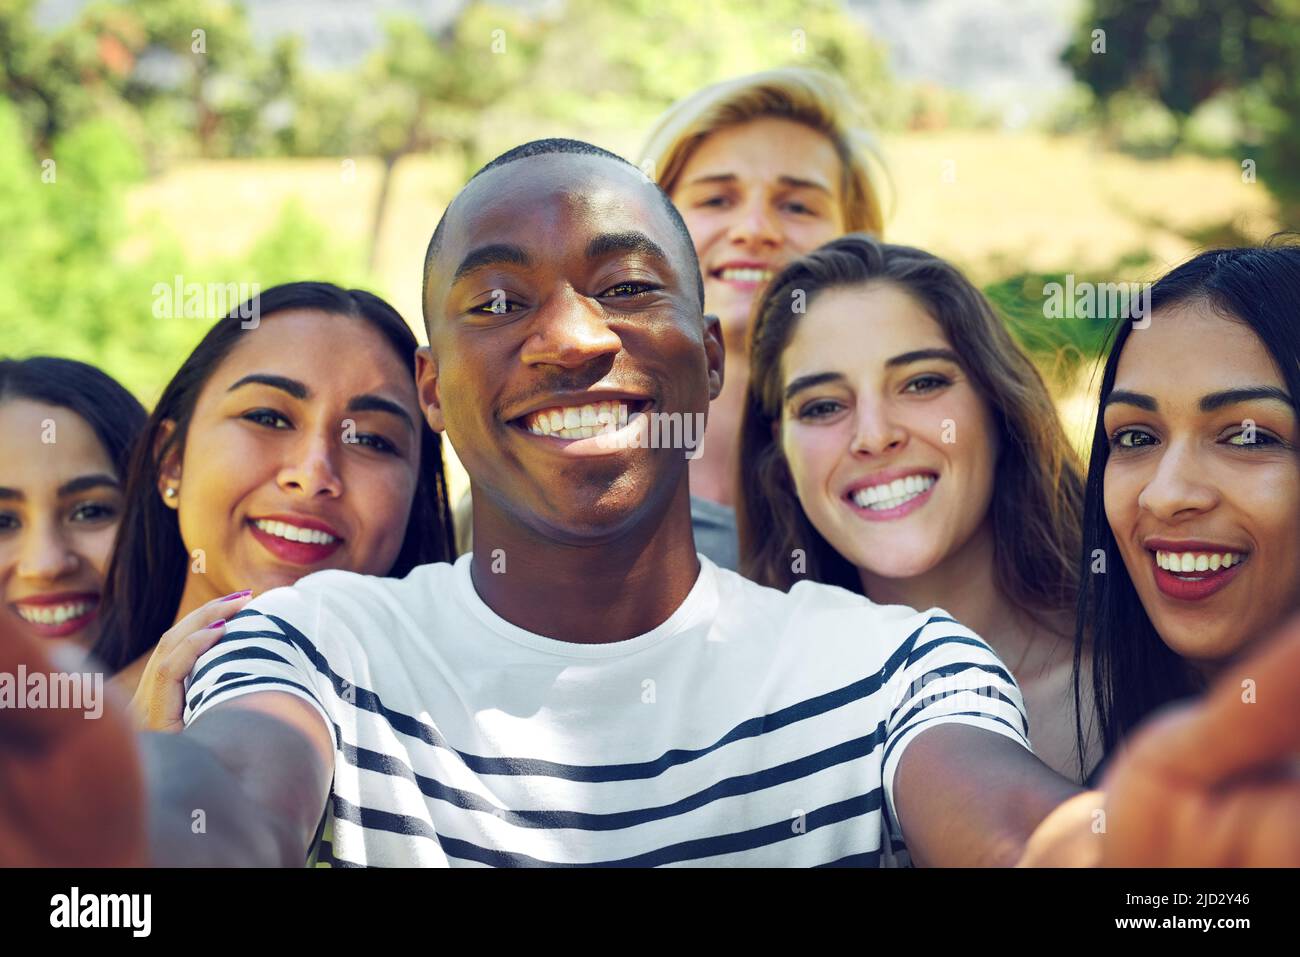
[468,479,701,644]
[689,348,748,508]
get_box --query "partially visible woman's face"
[0,399,124,647]
[1103,300,1300,664]
[165,310,422,605]
[671,117,845,341]
[778,282,999,582]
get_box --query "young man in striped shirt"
[19,139,1293,868]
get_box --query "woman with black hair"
[1076,241,1300,782]
[0,357,148,650]
[95,282,457,730]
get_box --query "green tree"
[355,3,540,270]
[1064,0,1300,218]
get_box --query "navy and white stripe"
[184,555,1030,867]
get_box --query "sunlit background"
[5,0,1290,496]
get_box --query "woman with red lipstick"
[1076,242,1300,778]
[736,235,1101,782]
[93,282,456,731]
[0,357,147,650]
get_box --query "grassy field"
[128,130,1278,325]
[125,130,1280,495]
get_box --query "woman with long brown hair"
[95,282,456,730]
[738,234,1099,782]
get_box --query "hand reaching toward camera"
[1098,613,1300,866]
[1020,613,1300,866]
[0,610,148,866]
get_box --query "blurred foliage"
[985,252,1158,392]
[1,0,927,397]
[1065,0,1300,217]
[4,0,1265,399]
[0,95,363,402]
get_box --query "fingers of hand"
[155,620,229,686]
[157,590,253,654]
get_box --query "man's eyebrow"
[58,474,120,497]
[1105,389,1157,411]
[1199,386,1295,413]
[0,486,20,502]
[585,231,671,265]
[227,374,309,400]
[452,244,532,284]
[680,173,833,196]
[777,175,833,196]
[885,348,961,369]
[346,394,415,432]
[785,371,846,402]
[681,173,737,188]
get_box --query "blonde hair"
[639,67,888,235]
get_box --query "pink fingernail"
[208,619,226,630]
[221,589,252,601]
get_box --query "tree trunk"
[369,151,401,273]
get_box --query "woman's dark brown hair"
[738,234,1083,625]
[93,282,456,673]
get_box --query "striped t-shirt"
[183,554,1030,867]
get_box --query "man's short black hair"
[422,138,705,326]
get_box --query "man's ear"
[414,346,445,433]
[703,313,725,400]
[154,419,181,510]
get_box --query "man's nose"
[726,197,781,249]
[520,287,622,369]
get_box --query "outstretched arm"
[896,614,1300,866]
[144,692,334,866]
[0,611,333,867]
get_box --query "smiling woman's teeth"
[525,401,631,439]
[16,601,94,625]
[852,474,936,510]
[719,267,773,283]
[253,519,338,545]
[1154,550,1245,574]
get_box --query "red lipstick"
[10,591,101,639]
[247,516,344,566]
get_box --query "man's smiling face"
[420,152,723,543]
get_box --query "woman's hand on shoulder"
[127,590,254,733]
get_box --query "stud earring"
[164,486,177,500]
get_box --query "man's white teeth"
[852,474,936,510]
[525,401,631,439]
[16,601,93,625]
[254,519,338,545]
[719,267,773,283]
[1154,550,1245,573]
